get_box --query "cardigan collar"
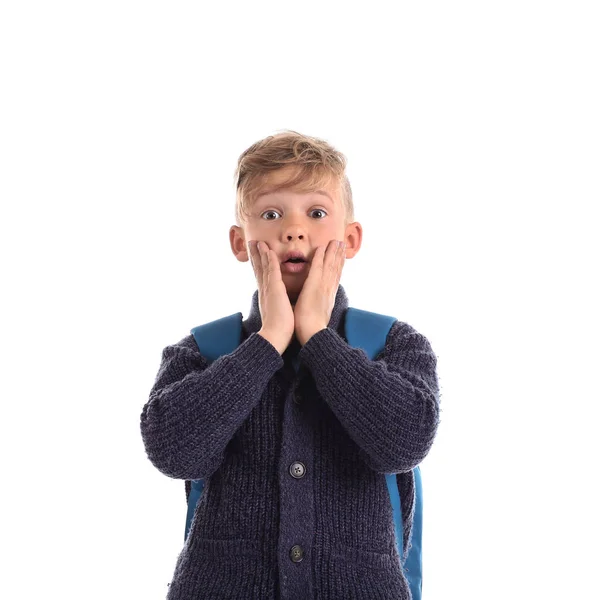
[242,284,350,352]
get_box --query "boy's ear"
[229,225,249,262]
[344,221,363,259]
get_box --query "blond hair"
[234,130,354,226]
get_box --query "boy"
[140,130,440,599]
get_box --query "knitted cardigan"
[140,284,440,599]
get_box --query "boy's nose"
[282,219,306,242]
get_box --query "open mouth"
[282,258,308,273]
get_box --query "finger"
[329,241,345,287]
[309,244,326,280]
[334,238,342,263]
[248,240,263,287]
[258,241,269,289]
[338,240,346,264]
[336,241,346,280]
[259,241,275,281]
[325,239,341,274]
[266,246,283,284]
[255,242,268,292]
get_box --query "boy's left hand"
[294,239,346,346]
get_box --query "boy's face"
[230,167,362,304]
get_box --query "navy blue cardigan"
[140,285,440,599]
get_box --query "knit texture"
[140,285,440,599]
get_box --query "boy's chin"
[285,284,303,305]
[282,272,308,304]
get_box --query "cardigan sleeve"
[298,321,440,474]
[140,331,284,481]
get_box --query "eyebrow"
[257,190,334,204]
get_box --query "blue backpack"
[184,307,423,600]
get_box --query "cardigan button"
[294,392,302,405]
[289,461,306,478]
[290,545,304,563]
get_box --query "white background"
[1,1,589,598]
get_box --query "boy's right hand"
[248,240,294,355]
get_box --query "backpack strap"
[183,313,244,541]
[345,308,404,559]
[346,307,423,598]
[344,307,397,360]
[184,479,205,541]
[189,312,243,363]
[406,465,423,600]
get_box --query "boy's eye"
[261,209,327,220]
